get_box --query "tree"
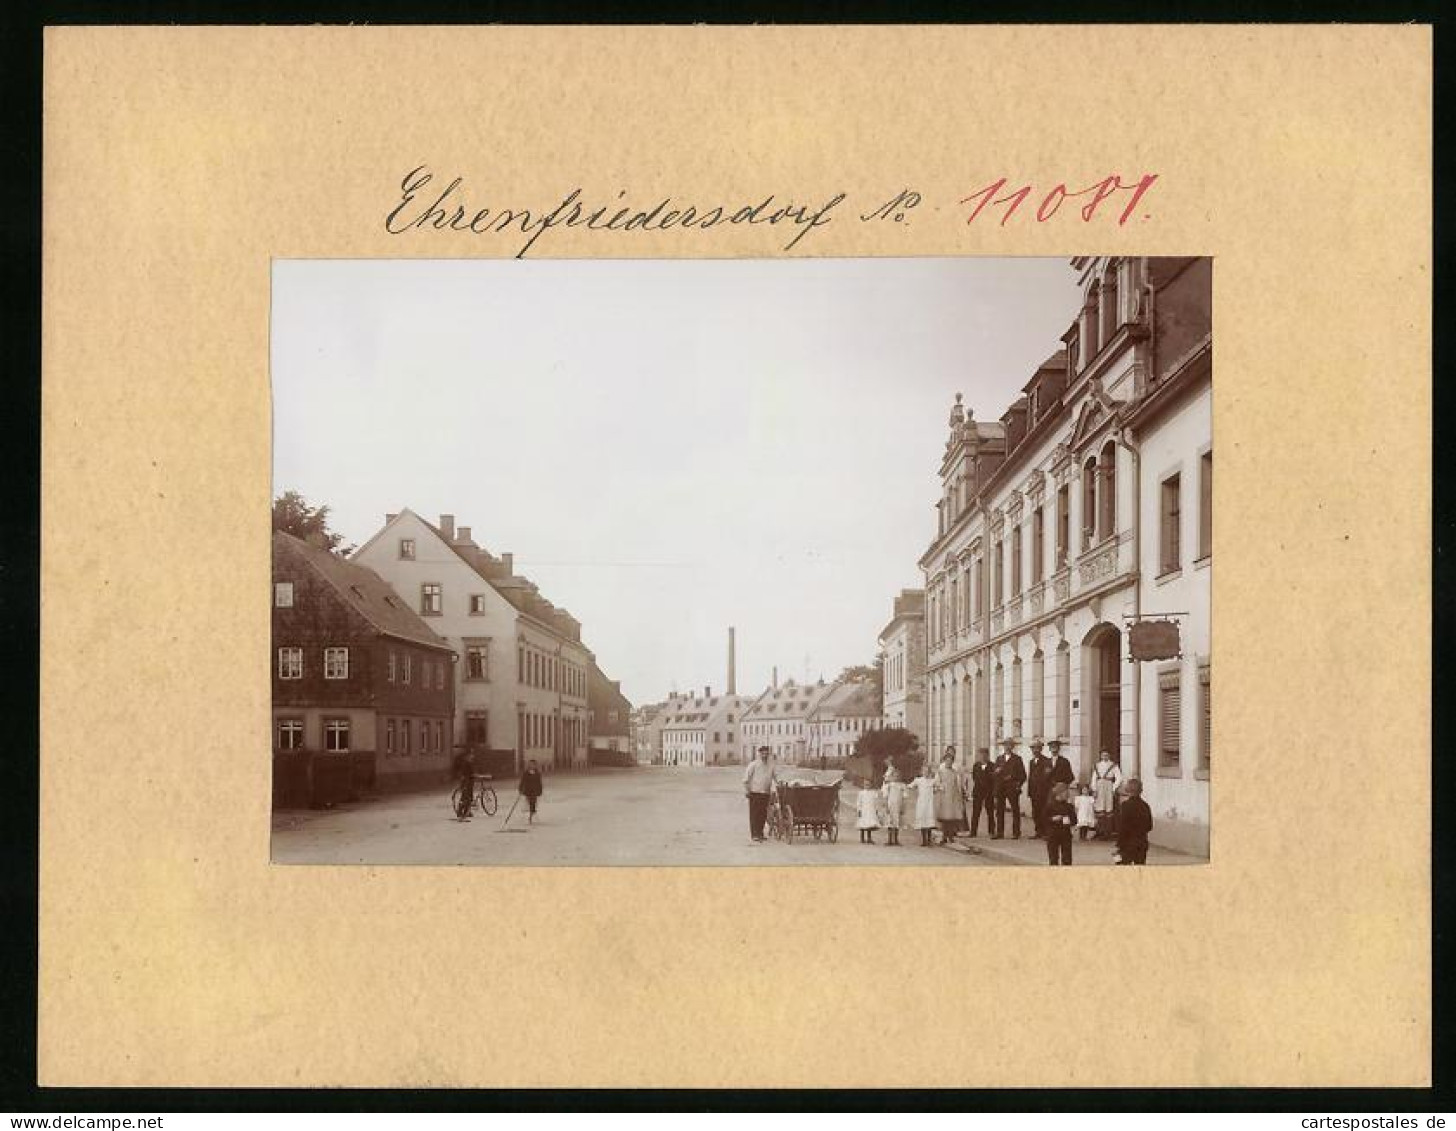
[845,726,921,786]
[837,654,885,698]
[272,490,354,555]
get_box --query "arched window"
[1099,440,1118,539]
[1082,283,1101,364]
[1100,265,1119,345]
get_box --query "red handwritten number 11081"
[961,174,1158,226]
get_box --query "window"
[278,647,303,680]
[1056,645,1071,739]
[1031,652,1045,740]
[1199,664,1211,770]
[469,594,487,615]
[402,654,412,684]
[1032,508,1044,583]
[277,719,304,750]
[436,662,445,691]
[1099,442,1118,540]
[992,541,1004,606]
[1159,669,1182,768]
[1011,524,1023,597]
[401,718,410,755]
[1056,485,1070,567]
[434,720,444,754]
[420,583,442,616]
[419,721,429,754]
[1083,459,1098,546]
[324,719,350,752]
[274,581,294,608]
[1160,473,1182,575]
[466,645,489,681]
[386,718,396,756]
[974,558,984,619]
[399,538,415,559]
[387,651,396,683]
[1198,450,1212,560]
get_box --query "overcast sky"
[272,257,1082,706]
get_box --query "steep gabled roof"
[808,680,881,721]
[275,531,450,652]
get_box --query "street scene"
[271,256,1212,867]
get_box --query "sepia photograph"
[269,255,1212,867]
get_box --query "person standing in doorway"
[992,738,1026,839]
[1114,778,1153,865]
[743,745,777,843]
[1091,750,1124,840]
[518,759,544,823]
[965,747,996,838]
[1027,737,1053,839]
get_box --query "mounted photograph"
[269,255,1212,867]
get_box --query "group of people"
[452,748,545,823]
[843,738,1155,865]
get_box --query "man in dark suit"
[1047,737,1076,798]
[1114,777,1154,865]
[965,747,996,837]
[1026,737,1052,839]
[992,737,1026,839]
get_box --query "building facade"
[587,660,634,759]
[352,509,592,773]
[877,588,926,747]
[807,681,884,766]
[271,531,456,800]
[918,257,1211,854]
[739,678,835,764]
[660,689,751,766]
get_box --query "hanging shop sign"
[1128,618,1182,662]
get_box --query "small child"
[880,765,907,846]
[856,778,881,843]
[1074,784,1097,841]
[1044,782,1077,866]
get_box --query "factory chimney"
[772,665,778,690]
[728,626,737,695]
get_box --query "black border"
[2,2,1448,1112]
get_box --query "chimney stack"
[458,526,472,544]
[502,552,513,574]
[728,626,737,695]
[439,514,455,541]
[385,513,398,524]
[704,686,711,699]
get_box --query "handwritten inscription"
[960,174,1158,227]
[382,167,1161,256]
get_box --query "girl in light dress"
[855,777,881,843]
[880,763,907,846]
[912,761,939,846]
[1074,783,1097,841]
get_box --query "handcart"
[768,769,844,843]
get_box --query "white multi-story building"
[739,678,836,764]
[807,681,883,765]
[353,509,594,773]
[659,688,752,766]
[877,589,926,748]
[918,257,1211,854]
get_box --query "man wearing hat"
[965,746,997,838]
[742,745,778,843]
[1026,737,1053,839]
[1047,737,1076,796]
[991,737,1026,839]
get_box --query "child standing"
[856,778,881,843]
[912,762,938,846]
[1044,782,1077,865]
[1074,784,1097,841]
[880,765,907,846]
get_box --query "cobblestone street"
[270,765,997,866]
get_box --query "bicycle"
[451,773,499,819]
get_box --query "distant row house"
[877,588,926,750]
[918,256,1211,854]
[660,688,752,766]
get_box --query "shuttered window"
[1158,669,1181,767]
[1199,664,1211,769]
[1199,451,1213,560]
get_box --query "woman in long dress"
[1090,751,1123,839]
[880,764,907,846]
[912,761,938,846]
[933,749,966,844]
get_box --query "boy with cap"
[1114,778,1154,865]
